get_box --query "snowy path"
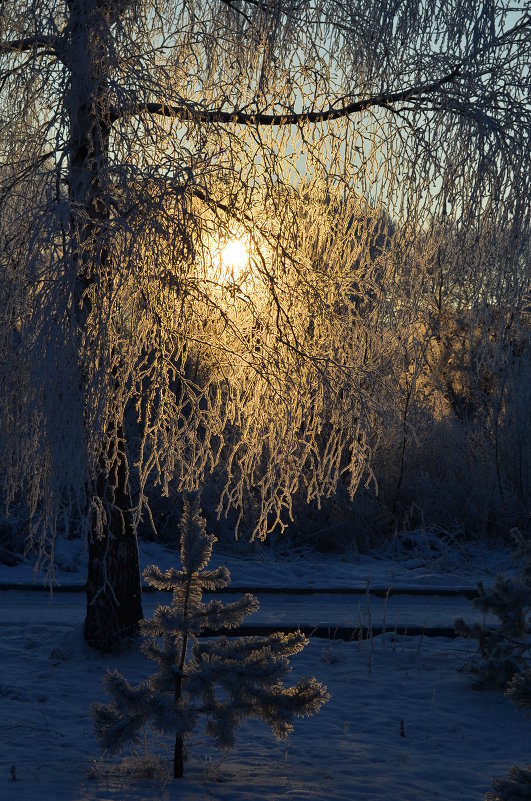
[0,587,494,635]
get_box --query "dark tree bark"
[85,524,143,651]
[84,423,143,651]
[66,0,143,650]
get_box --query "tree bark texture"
[67,0,143,650]
[84,422,143,651]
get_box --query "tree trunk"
[174,735,184,779]
[85,519,142,651]
[66,0,143,650]
[84,424,143,651]
[174,593,189,777]
[82,409,144,650]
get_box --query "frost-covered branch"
[113,68,463,126]
[0,35,58,55]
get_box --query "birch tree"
[0,1,529,650]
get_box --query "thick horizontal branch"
[0,35,58,55]
[220,0,273,17]
[115,13,530,128]
[113,68,462,127]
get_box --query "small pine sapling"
[91,498,329,778]
[455,529,531,688]
[485,670,531,800]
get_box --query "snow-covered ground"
[0,533,528,800]
[0,527,515,591]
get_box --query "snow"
[0,529,514,591]
[0,535,527,800]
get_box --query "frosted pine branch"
[200,594,260,630]
[506,670,531,718]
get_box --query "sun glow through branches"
[220,239,248,272]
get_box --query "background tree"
[370,218,530,536]
[0,1,529,650]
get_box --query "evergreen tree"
[455,529,531,689]
[91,498,329,778]
[486,765,531,801]
[456,532,531,798]
[485,671,531,800]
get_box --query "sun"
[205,234,254,294]
[220,238,248,276]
